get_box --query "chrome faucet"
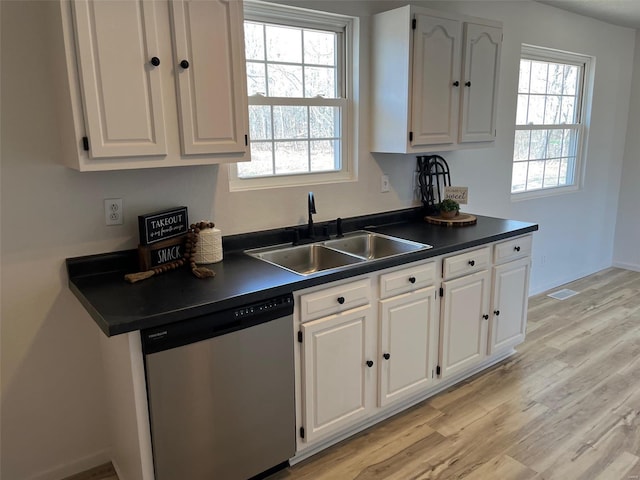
[307,192,316,239]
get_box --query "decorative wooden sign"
[444,186,468,204]
[138,235,187,271]
[138,207,188,245]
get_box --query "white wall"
[614,30,640,271]
[0,1,635,479]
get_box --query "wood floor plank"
[461,454,538,480]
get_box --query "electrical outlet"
[381,174,390,193]
[104,198,123,226]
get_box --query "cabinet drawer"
[379,262,437,299]
[494,235,532,265]
[300,279,371,322]
[443,247,490,280]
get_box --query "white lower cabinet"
[439,269,490,378]
[299,305,375,443]
[489,256,531,355]
[294,236,533,456]
[378,286,437,407]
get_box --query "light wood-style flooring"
[69,268,640,480]
[270,267,640,480]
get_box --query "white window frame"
[229,1,356,191]
[511,44,593,200]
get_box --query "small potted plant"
[438,199,460,219]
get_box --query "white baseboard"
[26,449,111,480]
[612,261,640,272]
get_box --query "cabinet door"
[378,287,437,407]
[440,270,490,378]
[170,0,249,156]
[411,14,461,146]
[459,23,502,143]
[489,257,530,354]
[300,306,374,443]
[72,0,167,158]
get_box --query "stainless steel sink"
[246,243,365,276]
[246,230,432,276]
[323,231,430,260]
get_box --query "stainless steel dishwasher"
[141,293,295,480]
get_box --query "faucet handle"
[336,217,343,238]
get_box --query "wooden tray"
[425,212,477,227]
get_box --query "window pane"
[530,62,548,94]
[562,129,577,157]
[267,64,303,97]
[527,95,545,124]
[563,65,578,95]
[514,130,530,161]
[518,60,531,93]
[547,129,563,158]
[561,97,577,123]
[245,22,264,61]
[304,66,336,98]
[547,64,564,94]
[516,94,529,125]
[246,62,266,96]
[238,142,274,177]
[310,140,339,171]
[273,106,307,139]
[544,95,561,124]
[529,130,548,159]
[558,158,570,185]
[526,160,545,190]
[543,158,560,187]
[512,162,528,193]
[275,141,309,174]
[304,30,335,66]
[310,106,337,138]
[248,106,271,140]
[265,25,301,63]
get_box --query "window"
[230,2,354,190]
[512,45,591,196]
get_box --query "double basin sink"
[246,231,432,276]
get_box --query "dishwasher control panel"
[141,293,294,354]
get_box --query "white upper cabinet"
[411,15,461,146]
[55,0,250,171]
[371,5,502,154]
[170,0,248,155]
[459,23,502,143]
[72,0,168,158]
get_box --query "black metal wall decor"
[416,155,452,214]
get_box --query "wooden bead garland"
[124,221,216,283]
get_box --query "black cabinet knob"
[366,360,374,368]
[494,310,500,316]
[514,246,521,252]
[150,56,160,67]
[468,260,475,266]
[180,59,190,69]
[383,353,391,360]
[337,296,345,304]
[483,314,489,320]
[409,276,416,284]
[453,81,460,87]
[465,81,471,87]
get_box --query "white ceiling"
[536,1,640,30]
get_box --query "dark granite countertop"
[67,209,538,336]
